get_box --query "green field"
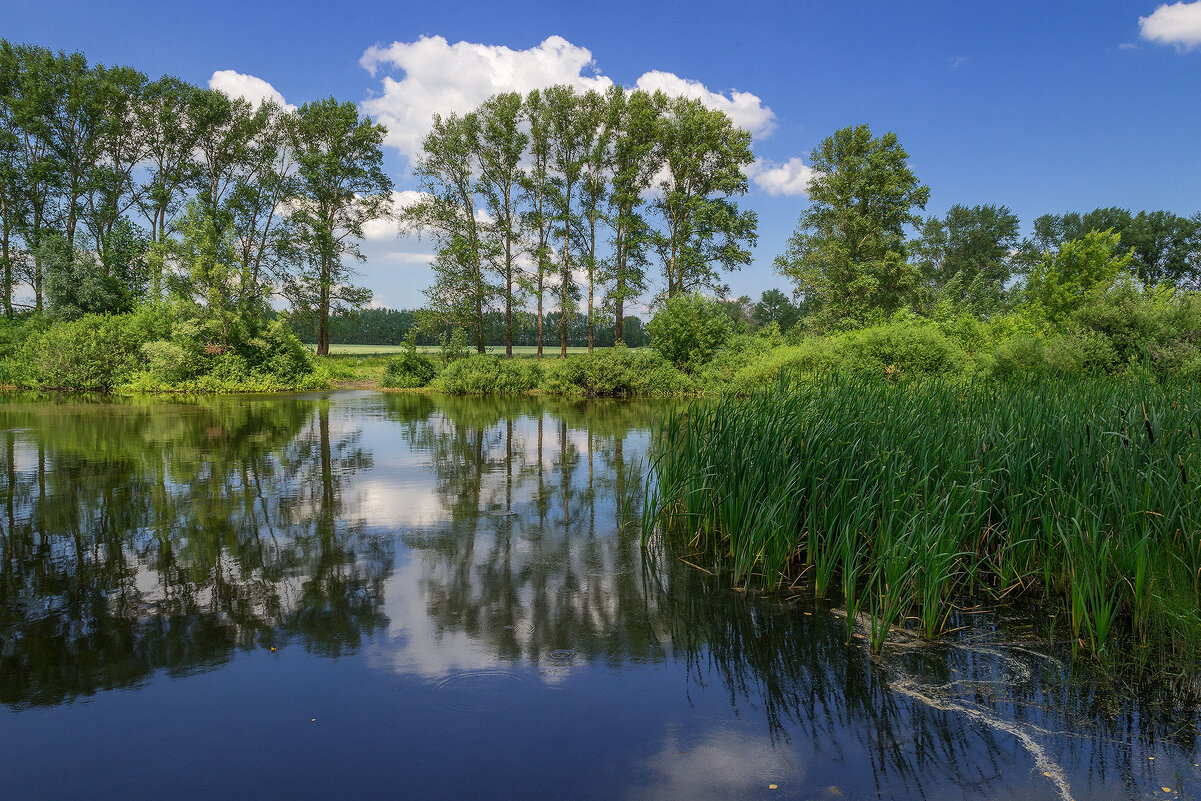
[317,344,608,356]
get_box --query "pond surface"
[0,391,1197,801]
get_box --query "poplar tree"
[544,85,587,357]
[406,111,491,353]
[521,89,554,358]
[474,92,527,357]
[603,88,660,344]
[650,95,757,299]
[286,97,392,356]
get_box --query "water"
[0,391,1197,800]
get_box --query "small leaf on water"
[1161,788,1171,793]
[768,785,777,790]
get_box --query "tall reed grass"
[642,373,1201,671]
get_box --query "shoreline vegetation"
[643,374,1201,691]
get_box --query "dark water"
[0,391,1197,801]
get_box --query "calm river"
[0,391,1197,800]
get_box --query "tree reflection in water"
[0,391,1196,801]
[0,394,391,707]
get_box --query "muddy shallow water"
[0,391,1197,800]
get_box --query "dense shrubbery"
[382,351,439,388]
[0,308,324,392]
[425,347,694,397]
[432,355,543,395]
[539,346,693,397]
[648,293,733,371]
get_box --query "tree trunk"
[317,255,331,357]
[505,277,513,359]
[615,296,624,346]
[537,282,543,359]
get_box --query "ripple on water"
[433,670,529,713]
[547,649,576,662]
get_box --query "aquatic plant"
[642,373,1201,670]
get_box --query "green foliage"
[538,346,693,397]
[775,124,930,328]
[727,317,967,391]
[382,335,439,389]
[22,314,142,390]
[1024,230,1134,323]
[41,234,130,318]
[441,328,470,363]
[431,354,542,395]
[647,293,733,370]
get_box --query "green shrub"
[986,335,1046,379]
[22,314,143,390]
[648,293,733,371]
[382,352,438,388]
[141,339,192,383]
[839,318,967,376]
[432,355,542,394]
[539,347,694,397]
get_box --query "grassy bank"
[642,374,1201,679]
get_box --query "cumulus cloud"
[359,35,777,163]
[361,190,426,240]
[360,35,612,158]
[633,71,775,138]
[208,69,296,111]
[1140,1,1201,49]
[746,157,815,197]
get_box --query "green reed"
[642,373,1201,669]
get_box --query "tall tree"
[544,85,587,357]
[521,89,554,358]
[3,42,62,310]
[81,64,150,267]
[43,48,97,248]
[650,95,757,299]
[913,203,1020,315]
[602,88,659,344]
[286,97,393,356]
[474,92,527,358]
[137,76,201,249]
[406,111,492,353]
[576,89,609,352]
[0,44,28,315]
[775,124,929,328]
[227,100,297,313]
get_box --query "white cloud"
[379,251,436,265]
[746,157,815,196]
[361,190,426,240]
[633,71,775,138]
[1140,1,1201,49]
[207,70,296,112]
[359,35,777,163]
[360,35,612,159]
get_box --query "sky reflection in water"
[0,391,1197,801]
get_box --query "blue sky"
[6,0,1201,310]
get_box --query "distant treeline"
[288,307,649,348]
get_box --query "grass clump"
[643,373,1201,679]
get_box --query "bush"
[839,318,968,376]
[985,335,1046,379]
[539,347,694,397]
[648,293,733,371]
[22,314,143,390]
[432,355,542,395]
[382,351,438,388]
